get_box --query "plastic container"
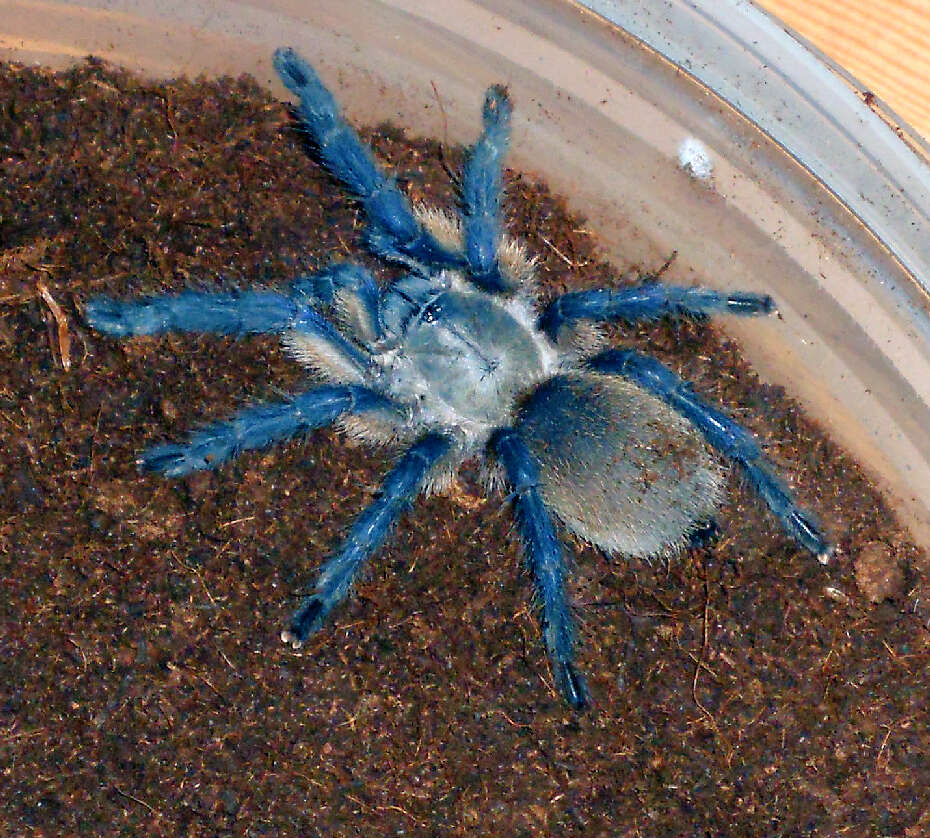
[4,0,930,547]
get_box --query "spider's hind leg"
[492,427,588,710]
[273,47,461,271]
[283,433,453,647]
[590,349,832,560]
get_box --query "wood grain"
[757,0,930,141]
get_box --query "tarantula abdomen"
[517,372,724,557]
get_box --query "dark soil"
[2,59,928,837]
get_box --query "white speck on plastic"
[677,137,714,181]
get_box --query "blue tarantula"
[86,47,830,709]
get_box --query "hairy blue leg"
[273,47,462,270]
[86,289,304,338]
[141,385,402,477]
[539,283,775,340]
[293,262,376,307]
[491,427,588,709]
[462,85,514,293]
[294,262,384,344]
[589,349,832,560]
[85,259,384,340]
[88,287,373,383]
[289,306,372,379]
[283,433,453,647]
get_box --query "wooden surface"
[757,0,930,141]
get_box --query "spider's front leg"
[283,433,453,647]
[461,85,514,293]
[273,47,461,271]
[491,428,588,710]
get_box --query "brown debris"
[854,540,906,603]
[36,280,72,370]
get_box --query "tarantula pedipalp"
[85,47,831,709]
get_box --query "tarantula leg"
[283,433,453,647]
[85,289,305,338]
[287,306,373,382]
[491,428,589,710]
[462,85,515,293]
[539,284,775,340]
[589,349,833,561]
[141,385,402,477]
[293,262,384,345]
[84,259,388,340]
[273,47,462,271]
